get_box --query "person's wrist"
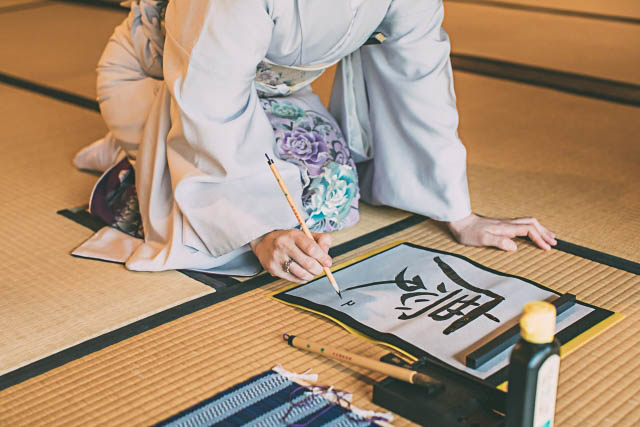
[250,234,266,252]
[446,213,475,236]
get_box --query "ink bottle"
[506,301,561,427]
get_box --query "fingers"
[296,232,332,267]
[312,232,332,255]
[447,214,557,252]
[262,255,308,284]
[288,244,323,278]
[481,233,518,251]
[266,252,316,284]
[509,217,557,246]
[289,232,333,282]
[266,230,332,283]
[286,259,316,283]
[494,223,551,250]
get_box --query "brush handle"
[286,335,443,394]
[267,159,340,294]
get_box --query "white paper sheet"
[281,244,593,380]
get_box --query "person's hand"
[446,213,557,251]
[250,229,332,283]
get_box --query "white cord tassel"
[272,365,319,383]
[272,366,394,425]
[351,407,394,422]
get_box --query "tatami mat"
[1,221,637,426]
[444,2,640,84]
[0,81,411,377]
[469,0,640,19]
[0,0,413,377]
[1,1,638,425]
[0,3,125,98]
[0,84,213,377]
[455,72,640,263]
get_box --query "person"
[74,0,556,284]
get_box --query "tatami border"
[445,0,640,25]
[0,71,99,111]
[0,0,52,14]
[451,54,640,107]
[52,0,125,10]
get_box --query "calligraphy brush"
[265,153,342,298]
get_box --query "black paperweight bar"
[465,293,576,369]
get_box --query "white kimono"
[75,0,471,276]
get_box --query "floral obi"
[260,94,360,233]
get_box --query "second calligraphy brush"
[265,153,342,298]
[283,334,444,395]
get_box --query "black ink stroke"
[343,267,425,293]
[433,256,505,334]
[433,257,504,300]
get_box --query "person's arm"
[349,0,556,250]
[143,0,332,278]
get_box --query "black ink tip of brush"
[265,153,274,164]
[337,290,343,299]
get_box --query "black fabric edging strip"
[57,208,107,232]
[0,214,426,392]
[51,0,127,11]
[0,71,99,111]
[554,239,639,275]
[451,54,640,107]
[329,214,426,257]
[178,270,241,291]
[0,0,52,14]
[445,0,640,25]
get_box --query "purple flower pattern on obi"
[277,127,330,177]
[261,98,360,232]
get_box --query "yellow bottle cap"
[520,301,556,344]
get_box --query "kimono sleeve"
[342,0,472,222]
[137,0,304,259]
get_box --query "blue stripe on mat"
[157,370,369,426]
[159,371,291,426]
[296,405,369,427]
[238,390,328,426]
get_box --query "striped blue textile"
[156,370,374,427]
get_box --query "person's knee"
[98,78,161,146]
[96,17,163,145]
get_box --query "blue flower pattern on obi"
[306,161,359,228]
